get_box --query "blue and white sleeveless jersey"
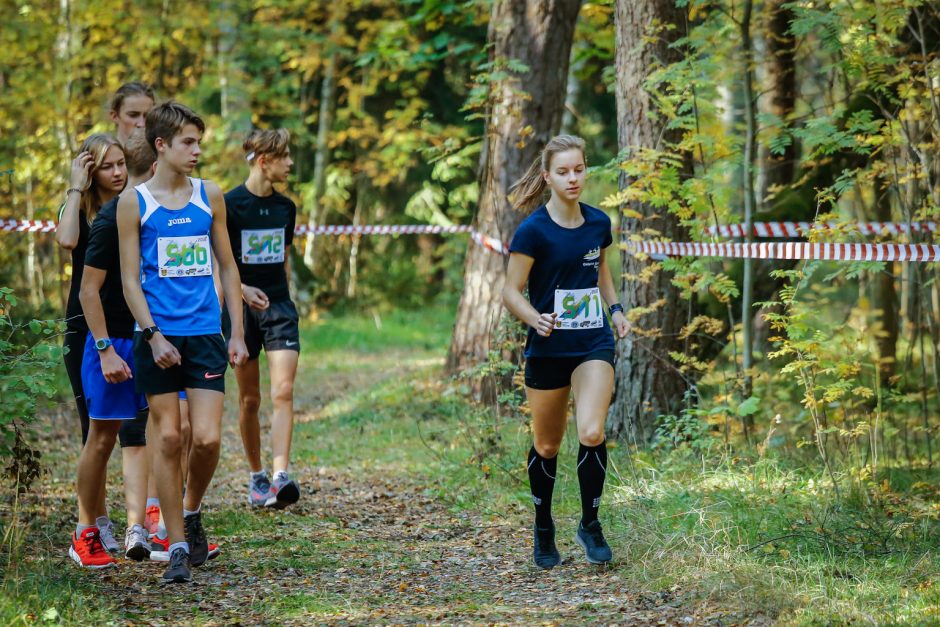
[136,178,221,336]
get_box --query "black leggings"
[63,327,148,448]
[63,326,90,445]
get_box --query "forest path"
[21,322,765,625]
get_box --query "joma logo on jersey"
[583,247,600,261]
[168,217,192,227]
[164,241,208,267]
[247,232,283,255]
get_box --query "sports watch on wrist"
[94,337,112,351]
[142,326,161,342]
[609,303,624,316]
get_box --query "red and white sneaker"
[69,528,118,569]
[144,505,161,537]
[149,534,220,562]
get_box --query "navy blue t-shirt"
[509,203,615,358]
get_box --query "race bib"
[241,228,285,264]
[157,235,212,278]
[553,287,604,330]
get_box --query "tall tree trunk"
[446,0,583,378]
[302,48,338,273]
[25,177,42,307]
[608,0,691,443]
[760,0,798,205]
[218,0,252,133]
[874,176,899,385]
[740,0,758,440]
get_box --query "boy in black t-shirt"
[223,129,302,509]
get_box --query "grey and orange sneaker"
[266,471,300,509]
[248,472,273,508]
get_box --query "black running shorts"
[133,333,228,395]
[223,298,300,361]
[524,350,615,390]
[118,409,149,448]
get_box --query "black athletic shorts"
[524,349,616,390]
[118,410,148,448]
[223,298,300,361]
[133,333,227,395]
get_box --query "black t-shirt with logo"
[508,203,615,358]
[224,184,296,303]
[83,198,136,338]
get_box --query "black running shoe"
[575,520,612,564]
[533,524,561,569]
[161,547,192,584]
[184,512,208,567]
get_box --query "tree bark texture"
[446,0,583,377]
[760,0,798,205]
[609,0,691,443]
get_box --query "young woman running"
[502,134,629,569]
[223,129,301,509]
[55,133,128,560]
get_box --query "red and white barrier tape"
[628,240,940,262]
[0,219,57,232]
[294,224,474,235]
[0,217,512,254]
[709,221,938,238]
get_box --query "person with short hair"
[502,134,630,569]
[118,101,248,584]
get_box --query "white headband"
[246,151,256,162]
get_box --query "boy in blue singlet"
[118,101,248,584]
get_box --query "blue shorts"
[81,335,149,420]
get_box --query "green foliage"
[0,287,61,489]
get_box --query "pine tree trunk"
[445,0,583,379]
[608,0,691,444]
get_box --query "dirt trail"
[21,357,765,625]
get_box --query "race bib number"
[241,228,285,264]
[553,287,604,330]
[157,235,212,278]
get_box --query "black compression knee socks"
[577,441,607,526]
[527,446,557,528]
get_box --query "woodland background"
[2,0,940,622]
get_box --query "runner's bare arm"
[598,246,629,338]
[503,252,556,337]
[117,191,180,367]
[205,181,248,365]
[55,152,92,249]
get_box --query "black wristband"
[609,303,624,316]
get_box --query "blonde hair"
[509,134,586,211]
[243,128,290,165]
[78,133,123,223]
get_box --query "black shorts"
[524,350,616,390]
[223,298,300,361]
[118,410,148,448]
[133,333,227,395]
